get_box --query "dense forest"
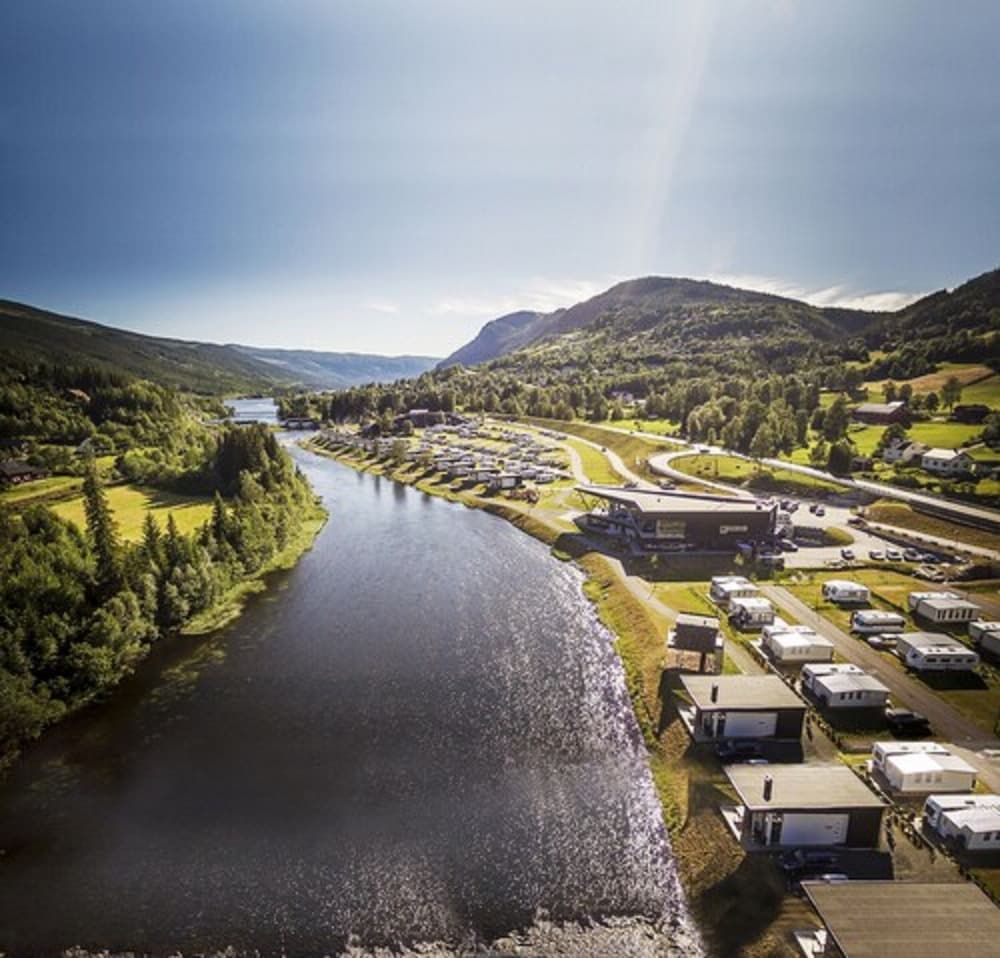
[0,425,318,770]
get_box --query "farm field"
[864,363,996,403]
[52,484,214,541]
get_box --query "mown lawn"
[961,374,1000,408]
[52,484,215,541]
[614,417,682,437]
[563,438,621,485]
[1,474,83,504]
[909,421,985,447]
[673,453,842,495]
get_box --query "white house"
[921,448,973,476]
[851,609,906,634]
[802,663,890,710]
[729,596,775,630]
[822,580,871,605]
[882,437,928,464]
[872,741,977,794]
[709,575,759,607]
[761,625,835,665]
[895,632,979,671]
[924,794,1000,852]
[913,596,981,626]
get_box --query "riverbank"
[182,503,327,636]
[303,436,799,958]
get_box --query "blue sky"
[1,1,998,356]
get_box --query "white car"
[886,548,903,561]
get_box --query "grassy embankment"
[672,452,844,497]
[306,433,821,957]
[781,568,1000,734]
[863,499,1000,553]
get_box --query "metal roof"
[803,881,1000,958]
[576,485,773,515]
[727,764,885,811]
[680,675,804,711]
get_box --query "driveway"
[762,584,1000,792]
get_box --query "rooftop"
[915,597,980,613]
[675,613,721,632]
[889,752,976,775]
[855,401,906,415]
[815,673,889,695]
[680,675,804,711]
[727,764,885,811]
[577,485,773,516]
[803,881,1000,958]
[923,447,971,461]
[898,632,973,651]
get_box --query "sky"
[1,1,998,357]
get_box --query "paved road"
[762,584,1000,792]
[647,449,756,499]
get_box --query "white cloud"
[701,272,924,313]
[361,299,400,314]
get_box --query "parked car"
[868,549,885,560]
[866,634,896,650]
[885,708,931,735]
[915,565,946,582]
[808,503,819,514]
[920,552,943,564]
[658,479,675,490]
[778,538,799,552]
[886,548,903,561]
[847,516,865,527]
[814,506,826,517]
[841,548,855,560]
[779,849,840,874]
[903,548,924,562]
[715,740,764,762]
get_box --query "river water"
[0,446,701,957]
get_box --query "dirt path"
[762,584,1000,790]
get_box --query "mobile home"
[822,580,871,605]
[895,632,979,672]
[872,741,977,793]
[729,596,775,631]
[924,794,1000,851]
[760,625,835,665]
[913,596,981,626]
[851,610,906,635]
[709,576,759,608]
[802,663,890,710]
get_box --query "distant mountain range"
[0,300,439,392]
[438,270,999,372]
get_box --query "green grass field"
[52,484,214,541]
[864,363,995,403]
[563,438,621,485]
[672,453,842,494]
[614,417,681,436]
[864,500,1000,552]
[0,474,83,504]
[961,373,1000,408]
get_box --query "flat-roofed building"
[761,624,835,666]
[709,575,760,607]
[852,400,908,425]
[729,596,775,630]
[798,881,1000,958]
[577,486,776,551]
[802,663,890,711]
[895,631,979,671]
[913,596,981,626]
[676,674,805,743]
[723,764,886,849]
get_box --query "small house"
[801,663,890,711]
[907,590,961,611]
[895,632,979,671]
[822,580,871,605]
[799,881,1000,958]
[668,614,723,656]
[921,448,973,476]
[760,624,835,666]
[0,460,49,485]
[850,609,906,634]
[852,401,908,425]
[872,741,977,793]
[489,473,522,491]
[729,596,775,630]
[924,794,1000,852]
[676,675,805,743]
[723,764,886,849]
[882,437,928,465]
[709,575,759,608]
[913,596,980,626]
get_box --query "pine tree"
[82,458,121,596]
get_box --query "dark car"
[903,548,923,562]
[885,708,931,735]
[779,848,840,873]
[778,538,799,552]
[715,740,764,762]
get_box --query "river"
[0,444,701,956]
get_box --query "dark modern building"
[578,486,777,551]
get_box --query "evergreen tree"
[82,459,121,596]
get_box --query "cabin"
[951,403,991,424]
[798,881,1000,958]
[729,596,775,631]
[489,473,522,491]
[851,609,905,634]
[912,595,980,626]
[895,632,979,671]
[801,663,890,711]
[722,765,886,850]
[882,437,928,464]
[667,614,723,670]
[709,575,759,608]
[852,400,908,425]
[821,580,871,605]
[760,624,835,666]
[924,794,1000,852]
[0,460,49,486]
[872,741,977,794]
[921,447,973,476]
[676,675,805,743]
